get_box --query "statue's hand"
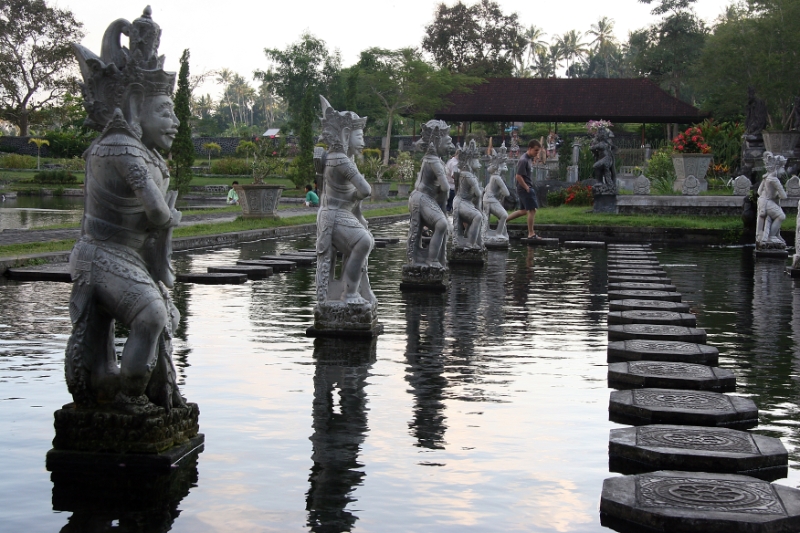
[165,208,182,228]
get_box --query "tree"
[172,49,194,195]
[556,30,589,77]
[524,25,548,70]
[202,142,221,167]
[216,69,237,131]
[0,0,83,135]
[28,137,48,169]
[587,17,618,78]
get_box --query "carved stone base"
[50,402,201,455]
[593,192,617,213]
[307,301,383,338]
[787,267,800,278]
[485,237,510,250]
[449,246,487,265]
[400,264,449,292]
[755,247,788,259]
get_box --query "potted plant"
[394,152,415,198]
[359,155,390,201]
[671,126,713,193]
[234,139,284,219]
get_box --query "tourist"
[227,181,239,205]
[305,184,319,207]
[506,140,541,239]
[445,149,460,213]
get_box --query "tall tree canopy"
[0,0,83,135]
[172,49,194,195]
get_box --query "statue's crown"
[763,151,787,172]
[456,140,479,170]
[71,6,176,131]
[319,95,367,151]
[488,142,508,171]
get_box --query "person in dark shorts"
[507,139,541,238]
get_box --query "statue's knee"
[131,300,169,336]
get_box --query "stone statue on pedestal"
[401,119,454,291]
[591,126,617,194]
[309,96,380,337]
[482,142,511,248]
[756,151,788,250]
[746,86,769,136]
[450,140,486,263]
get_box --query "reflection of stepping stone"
[176,272,247,285]
[608,361,735,391]
[208,266,273,280]
[563,241,605,248]
[600,471,800,532]
[608,282,677,292]
[608,324,706,343]
[608,269,668,277]
[608,310,694,326]
[521,237,559,246]
[261,254,315,265]
[608,274,671,283]
[5,264,72,283]
[608,290,681,302]
[609,299,690,312]
[608,339,718,365]
[608,426,788,481]
[237,260,297,272]
[609,388,758,428]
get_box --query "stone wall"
[616,195,799,217]
[0,136,52,157]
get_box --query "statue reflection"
[752,258,791,359]
[483,250,508,337]
[53,450,200,532]
[306,337,375,532]
[404,292,448,449]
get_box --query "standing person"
[507,140,541,239]
[444,149,460,213]
[227,181,239,205]
[305,184,320,207]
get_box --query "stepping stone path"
[609,299,689,312]
[609,388,758,428]
[608,260,661,266]
[262,254,315,265]
[176,272,247,285]
[608,324,706,343]
[207,266,273,280]
[608,282,677,292]
[608,340,718,365]
[608,426,788,481]
[237,260,297,273]
[5,263,71,283]
[608,274,672,283]
[600,471,800,532]
[563,241,605,248]
[607,290,682,302]
[521,237,559,246]
[374,237,400,244]
[608,310,695,326]
[608,269,669,277]
[608,361,735,391]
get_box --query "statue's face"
[140,95,179,151]
[347,128,365,156]
[437,134,454,156]
[470,156,481,170]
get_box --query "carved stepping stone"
[521,237,559,246]
[609,426,788,481]
[609,251,656,257]
[608,269,668,277]
[297,248,316,253]
[176,272,247,284]
[608,282,677,292]
[607,339,718,365]
[608,324,706,343]
[608,264,665,272]
[609,389,758,428]
[261,254,315,265]
[600,471,800,532]
[563,240,605,248]
[608,259,661,265]
[608,310,694,326]
[237,260,297,272]
[207,266,273,280]
[609,299,690,312]
[608,275,671,284]
[607,290,682,302]
[608,361,735,391]
[5,264,71,282]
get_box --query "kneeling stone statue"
[483,143,511,248]
[450,140,487,264]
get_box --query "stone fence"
[0,137,52,157]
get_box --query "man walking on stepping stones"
[507,140,541,239]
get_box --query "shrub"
[0,153,37,169]
[45,131,96,158]
[547,184,593,207]
[33,170,78,184]
[55,157,85,172]
[362,148,381,160]
[210,157,251,175]
[646,148,677,194]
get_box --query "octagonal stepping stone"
[607,339,718,365]
[608,310,694,326]
[207,266,273,280]
[608,324,706,343]
[176,272,247,285]
[609,269,668,277]
[5,264,72,283]
[600,471,800,533]
[609,250,656,255]
[521,236,559,246]
[608,275,672,284]
[563,240,605,248]
[608,282,677,292]
[608,290,682,302]
[609,259,661,265]
[237,260,297,272]
[608,426,788,480]
[609,389,758,428]
[609,299,690,312]
[608,361,735,391]
[263,254,315,265]
[608,262,661,268]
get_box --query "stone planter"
[371,181,390,202]
[762,131,800,158]
[396,183,411,198]
[671,153,712,193]
[234,184,284,219]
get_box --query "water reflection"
[306,337,376,533]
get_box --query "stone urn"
[371,181,390,202]
[396,182,411,198]
[234,183,284,219]
[762,131,800,159]
[671,153,713,193]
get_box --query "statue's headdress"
[456,140,479,171]
[763,151,787,174]
[415,119,450,154]
[487,142,508,173]
[318,95,367,153]
[72,6,176,131]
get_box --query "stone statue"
[591,126,617,194]
[633,175,651,195]
[402,119,453,290]
[745,86,769,136]
[451,140,486,263]
[482,142,511,247]
[310,96,380,336]
[509,129,520,159]
[756,151,788,249]
[66,7,186,415]
[732,175,753,196]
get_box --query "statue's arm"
[345,162,371,200]
[433,162,449,193]
[117,155,175,226]
[497,176,510,198]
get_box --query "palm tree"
[28,138,49,170]
[556,30,589,77]
[587,17,617,78]
[532,48,555,78]
[524,25,549,69]
[216,68,237,131]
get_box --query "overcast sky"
[53,0,733,97]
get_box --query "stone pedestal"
[593,192,617,213]
[400,264,449,292]
[763,131,800,159]
[306,301,383,338]
[484,237,509,250]
[672,153,712,193]
[370,181,390,201]
[567,165,578,183]
[396,183,411,198]
[235,184,284,219]
[449,246,486,265]
[754,247,789,259]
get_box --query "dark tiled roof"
[435,78,707,123]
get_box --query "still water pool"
[1,222,799,532]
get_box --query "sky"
[53,0,733,98]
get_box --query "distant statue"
[483,142,511,246]
[591,126,617,193]
[66,7,185,414]
[756,151,788,249]
[745,86,769,135]
[311,96,379,336]
[452,140,484,252]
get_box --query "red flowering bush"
[547,184,593,207]
[673,126,711,154]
